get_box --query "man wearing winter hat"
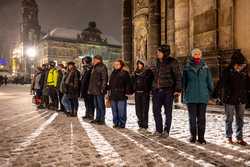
[221,51,249,146]
[88,55,108,124]
[151,44,182,137]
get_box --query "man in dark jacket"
[133,60,154,130]
[39,64,49,109]
[88,55,108,124]
[80,56,95,120]
[151,44,182,137]
[222,52,249,146]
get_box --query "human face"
[157,50,164,60]
[234,64,246,72]
[68,64,74,71]
[114,61,122,70]
[137,63,144,70]
[93,58,100,66]
[192,51,202,59]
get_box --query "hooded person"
[132,59,154,130]
[80,56,95,120]
[221,51,249,146]
[182,48,213,144]
[150,44,182,138]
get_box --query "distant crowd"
[31,44,250,146]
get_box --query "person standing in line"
[33,67,43,108]
[62,62,81,117]
[88,55,108,125]
[56,64,66,112]
[182,48,213,144]
[108,59,132,128]
[47,61,59,110]
[132,60,154,131]
[80,56,95,120]
[4,75,8,85]
[41,64,49,109]
[151,44,182,137]
[221,51,249,146]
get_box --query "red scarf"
[193,58,201,65]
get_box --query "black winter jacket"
[151,56,182,92]
[88,63,108,96]
[108,69,132,101]
[63,69,81,98]
[222,66,249,105]
[80,64,92,98]
[132,68,154,93]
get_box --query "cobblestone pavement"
[0,85,250,167]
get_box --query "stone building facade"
[123,0,250,77]
[12,0,121,77]
[38,22,122,73]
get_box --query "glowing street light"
[26,47,37,58]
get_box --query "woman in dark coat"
[183,48,213,144]
[62,62,80,117]
[108,59,132,128]
[132,60,154,131]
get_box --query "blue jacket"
[182,58,213,104]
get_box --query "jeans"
[135,92,150,129]
[187,103,207,139]
[62,95,79,113]
[111,100,127,128]
[152,89,174,133]
[62,95,72,112]
[225,104,245,140]
[83,94,95,119]
[94,95,106,122]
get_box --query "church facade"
[122,0,250,77]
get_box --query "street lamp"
[26,47,37,59]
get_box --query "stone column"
[148,0,161,60]
[166,0,175,55]
[175,0,189,57]
[122,0,133,71]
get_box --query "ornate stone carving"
[135,0,147,11]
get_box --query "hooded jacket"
[182,57,213,104]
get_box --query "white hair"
[191,48,202,57]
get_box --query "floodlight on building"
[26,47,37,58]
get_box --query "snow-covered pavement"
[0,84,250,167]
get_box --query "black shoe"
[90,120,99,124]
[97,121,105,125]
[197,138,206,144]
[82,116,89,119]
[189,137,196,143]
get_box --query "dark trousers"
[225,104,245,140]
[48,86,58,109]
[83,94,95,119]
[152,89,174,133]
[58,91,65,111]
[187,103,207,139]
[111,100,127,128]
[94,95,106,122]
[135,92,150,129]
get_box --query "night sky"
[0,0,122,58]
